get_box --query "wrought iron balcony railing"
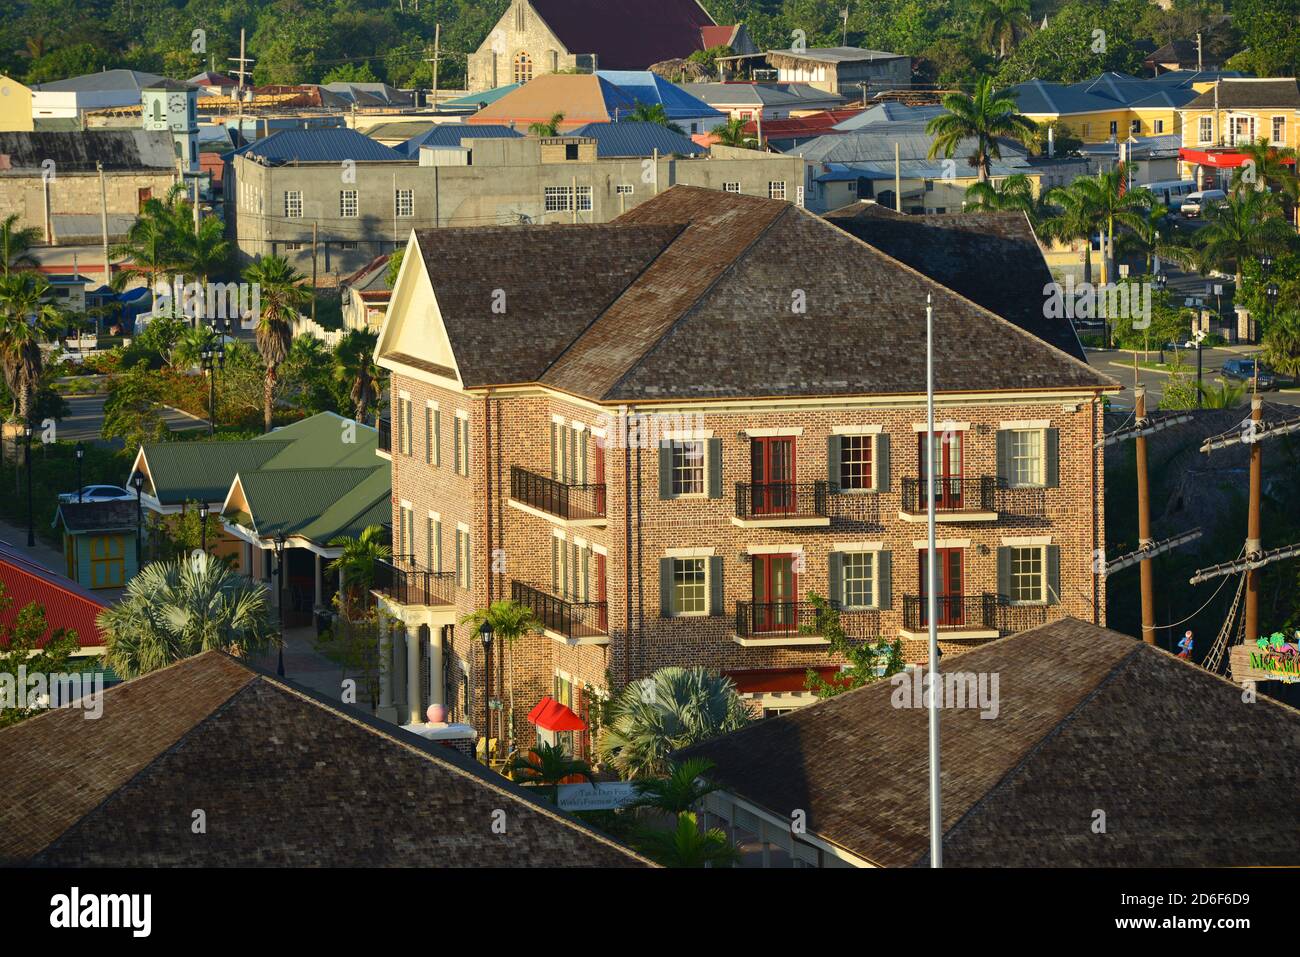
[902,593,998,632]
[734,600,881,639]
[900,476,997,514]
[735,481,831,520]
[512,581,608,642]
[374,556,455,606]
[510,466,606,521]
[992,597,1051,635]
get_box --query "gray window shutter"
[996,430,1010,486]
[876,551,892,610]
[828,551,843,606]
[433,410,441,466]
[1044,428,1060,487]
[425,408,432,464]
[550,421,558,478]
[434,520,442,572]
[707,438,723,499]
[827,435,842,490]
[709,556,724,615]
[1046,545,1061,605]
[550,537,559,593]
[453,420,461,473]
[875,434,890,492]
[997,546,1011,601]
[659,558,674,617]
[658,443,673,499]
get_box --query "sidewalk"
[248,624,359,706]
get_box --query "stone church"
[466,0,754,92]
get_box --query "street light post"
[75,442,84,503]
[24,426,33,547]
[479,621,494,764]
[200,337,215,437]
[130,470,145,565]
[198,501,208,554]
[274,532,287,677]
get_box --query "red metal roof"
[0,544,106,649]
[531,0,715,70]
[700,25,738,49]
[527,696,587,732]
[744,109,862,138]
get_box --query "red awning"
[527,696,587,732]
[723,667,847,695]
[1178,147,1296,168]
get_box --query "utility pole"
[924,292,941,869]
[311,221,318,323]
[572,175,577,224]
[1244,394,1262,643]
[894,142,901,212]
[97,161,110,285]
[1196,32,1203,72]
[1134,386,1156,644]
[427,24,441,110]
[230,28,253,129]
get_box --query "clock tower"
[141,79,199,175]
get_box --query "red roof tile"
[0,544,105,649]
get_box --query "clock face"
[168,93,187,114]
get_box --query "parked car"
[1220,359,1277,390]
[1180,189,1227,218]
[58,484,136,504]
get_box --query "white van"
[1144,179,1196,207]
[1180,189,1227,217]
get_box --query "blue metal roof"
[397,124,523,157]
[596,71,725,120]
[233,128,405,164]
[567,121,706,157]
[441,84,520,109]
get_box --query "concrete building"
[766,47,912,96]
[1177,78,1300,187]
[466,0,742,92]
[30,69,166,121]
[224,127,808,276]
[371,185,1116,756]
[683,82,848,122]
[0,75,35,132]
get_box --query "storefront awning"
[724,667,848,695]
[527,696,586,732]
[1178,147,1295,168]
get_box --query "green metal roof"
[228,465,390,546]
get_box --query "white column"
[428,626,444,708]
[314,552,323,610]
[406,623,422,725]
[376,616,396,723]
[391,626,407,717]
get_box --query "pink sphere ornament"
[426,703,448,724]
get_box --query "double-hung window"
[841,552,876,609]
[455,528,471,590]
[453,414,470,476]
[1008,429,1044,487]
[1008,546,1045,603]
[671,558,708,615]
[839,435,873,491]
[670,440,706,496]
[1199,116,1213,144]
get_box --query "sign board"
[556,781,639,811]
[1230,644,1300,684]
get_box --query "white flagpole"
[926,291,943,868]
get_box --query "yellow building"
[1176,78,1300,186]
[0,74,34,132]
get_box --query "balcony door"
[752,553,797,633]
[595,552,608,632]
[918,430,963,509]
[919,548,964,627]
[751,435,796,515]
[593,442,606,514]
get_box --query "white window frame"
[454,413,470,477]
[1199,115,1213,144]
[616,183,634,195]
[669,556,709,617]
[284,190,303,218]
[1007,428,1046,488]
[838,433,877,492]
[1273,115,1286,145]
[340,189,358,218]
[1007,544,1047,605]
[768,180,786,200]
[395,188,414,218]
[840,550,878,610]
[722,182,740,193]
[668,439,707,498]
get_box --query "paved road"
[1090,346,1300,410]
[57,394,209,445]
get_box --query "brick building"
[372,185,1118,759]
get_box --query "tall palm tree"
[627,757,722,815]
[598,667,752,779]
[460,599,542,750]
[1040,180,1100,284]
[713,117,757,149]
[629,101,685,134]
[974,0,1033,59]
[635,812,740,868]
[1262,308,1300,377]
[242,255,311,432]
[1113,201,1170,276]
[98,553,276,679]
[927,76,1037,183]
[0,214,42,278]
[1198,380,1248,408]
[1228,137,1300,217]
[0,271,62,425]
[1162,191,1294,290]
[327,524,392,615]
[178,213,233,291]
[962,173,1039,219]
[1069,169,1155,285]
[506,741,596,801]
[110,185,189,296]
[528,112,565,136]
[333,329,383,424]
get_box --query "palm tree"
[0,214,41,277]
[635,812,740,868]
[110,185,189,296]
[177,213,232,292]
[927,75,1037,183]
[629,101,684,134]
[1228,137,1300,215]
[327,524,392,615]
[460,599,542,749]
[1040,180,1100,285]
[242,255,311,432]
[1068,170,1155,285]
[98,553,276,679]
[528,112,565,136]
[962,173,1038,218]
[627,756,722,815]
[1198,380,1248,408]
[598,666,752,779]
[974,0,1033,59]
[713,117,757,149]
[333,329,383,424]
[1162,191,1294,291]
[506,740,596,800]
[1263,308,1300,377]
[1113,201,1170,276]
[0,271,62,425]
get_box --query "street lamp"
[198,501,208,554]
[75,442,84,503]
[130,470,145,565]
[273,532,287,677]
[479,621,494,763]
[24,425,33,547]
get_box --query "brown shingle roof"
[824,202,1087,361]
[681,618,1300,867]
[409,186,1115,401]
[0,652,649,867]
